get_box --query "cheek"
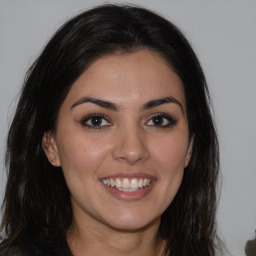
[56,135,112,212]
[152,133,189,171]
[56,134,111,180]
[150,133,189,206]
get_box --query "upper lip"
[100,172,157,181]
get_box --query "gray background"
[0,1,255,255]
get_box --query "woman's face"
[44,50,193,232]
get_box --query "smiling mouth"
[101,177,152,192]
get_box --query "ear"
[42,131,61,167]
[184,135,194,167]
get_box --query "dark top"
[0,245,24,256]
[0,238,72,256]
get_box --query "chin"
[104,212,160,232]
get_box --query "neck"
[67,216,165,256]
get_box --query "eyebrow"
[71,97,119,111]
[141,97,184,113]
[71,96,183,113]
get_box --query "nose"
[112,125,150,165]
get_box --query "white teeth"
[110,178,115,187]
[116,178,122,188]
[117,188,139,192]
[138,178,144,188]
[101,177,152,190]
[130,178,138,189]
[102,179,108,185]
[123,178,129,189]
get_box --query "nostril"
[111,129,150,164]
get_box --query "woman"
[0,4,223,256]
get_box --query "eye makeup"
[80,112,177,130]
[80,113,111,129]
[146,113,177,128]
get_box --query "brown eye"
[90,116,103,126]
[146,113,177,128]
[152,116,164,126]
[81,114,111,129]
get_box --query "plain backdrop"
[0,1,255,255]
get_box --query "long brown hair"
[1,4,223,255]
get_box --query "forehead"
[62,50,186,109]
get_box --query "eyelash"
[146,113,177,128]
[81,114,111,129]
[80,113,177,130]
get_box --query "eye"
[146,113,177,128]
[81,114,111,129]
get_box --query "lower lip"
[101,182,155,201]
